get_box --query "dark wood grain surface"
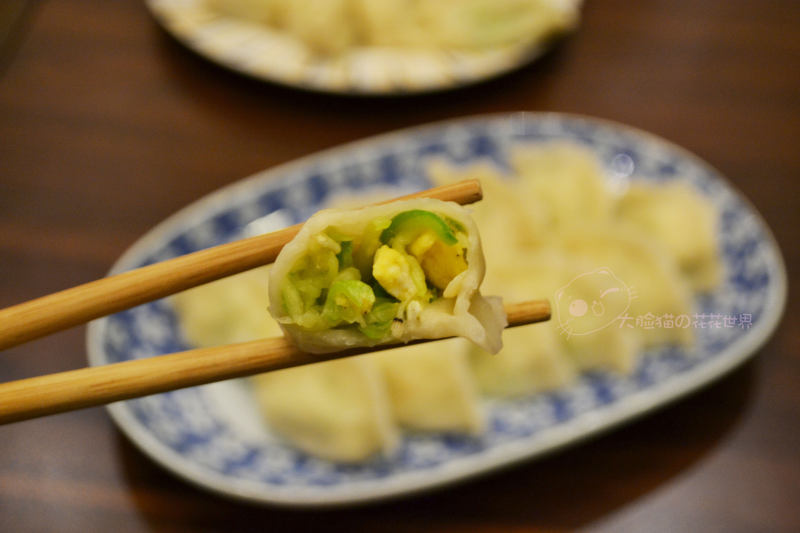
[1,1,799,531]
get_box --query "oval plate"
[87,113,786,506]
[145,0,581,95]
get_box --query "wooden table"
[1,1,798,530]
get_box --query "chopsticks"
[0,178,551,424]
[0,300,550,424]
[0,179,483,350]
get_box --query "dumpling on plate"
[407,0,579,50]
[251,357,399,462]
[550,223,695,347]
[269,198,506,354]
[427,159,541,251]
[206,0,277,24]
[172,266,279,346]
[279,0,357,55]
[469,324,576,396]
[374,339,485,434]
[210,0,579,54]
[510,142,615,234]
[616,181,722,291]
[480,251,642,379]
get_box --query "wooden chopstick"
[0,179,483,351]
[0,299,550,424]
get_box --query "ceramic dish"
[87,113,786,506]
[145,0,581,95]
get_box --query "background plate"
[87,113,786,506]
[145,0,581,95]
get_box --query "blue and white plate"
[87,113,786,506]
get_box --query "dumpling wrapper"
[172,266,280,346]
[469,324,576,396]
[251,357,400,462]
[427,159,541,250]
[269,198,506,354]
[616,181,722,291]
[479,251,642,379]
[510,142,615,234]
[549,223,695,348]
[374,340,485,434]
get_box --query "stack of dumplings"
[173,142,722,462]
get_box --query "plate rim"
[87,111,788,506]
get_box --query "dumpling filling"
[280,209,469,340]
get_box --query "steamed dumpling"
[252,357,399,462]
[469,325,575,396]
[617,181,721,291]
[480,251,643,377]
[207,0,276,24]
[405,0,577,50]
[279,0,357,54]
[427,159,540,251]
[550,223,694,347]
[375,340,485,434]
[172,266,280,346]
[511,142,614,234]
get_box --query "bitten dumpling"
[269,198,506,354]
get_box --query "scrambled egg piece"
[372,245,423,302]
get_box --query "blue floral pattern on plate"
[87,113,786,505]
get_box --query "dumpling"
[427,159,541,251]
[279,0,357,55]
[616,181,722,291]
[479,251,642,379]
[351,0,428,48]
[251,357,399,462]
[373,339,484,434]
[207,0,277,24]
[268,198,506,354]
[408,0,578,50]
[510,142,615,234]
[471,255,574,393]
[172,266,280,346]
[550,223,695,347]
[469,324,576,396]
[400,0,576,50]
